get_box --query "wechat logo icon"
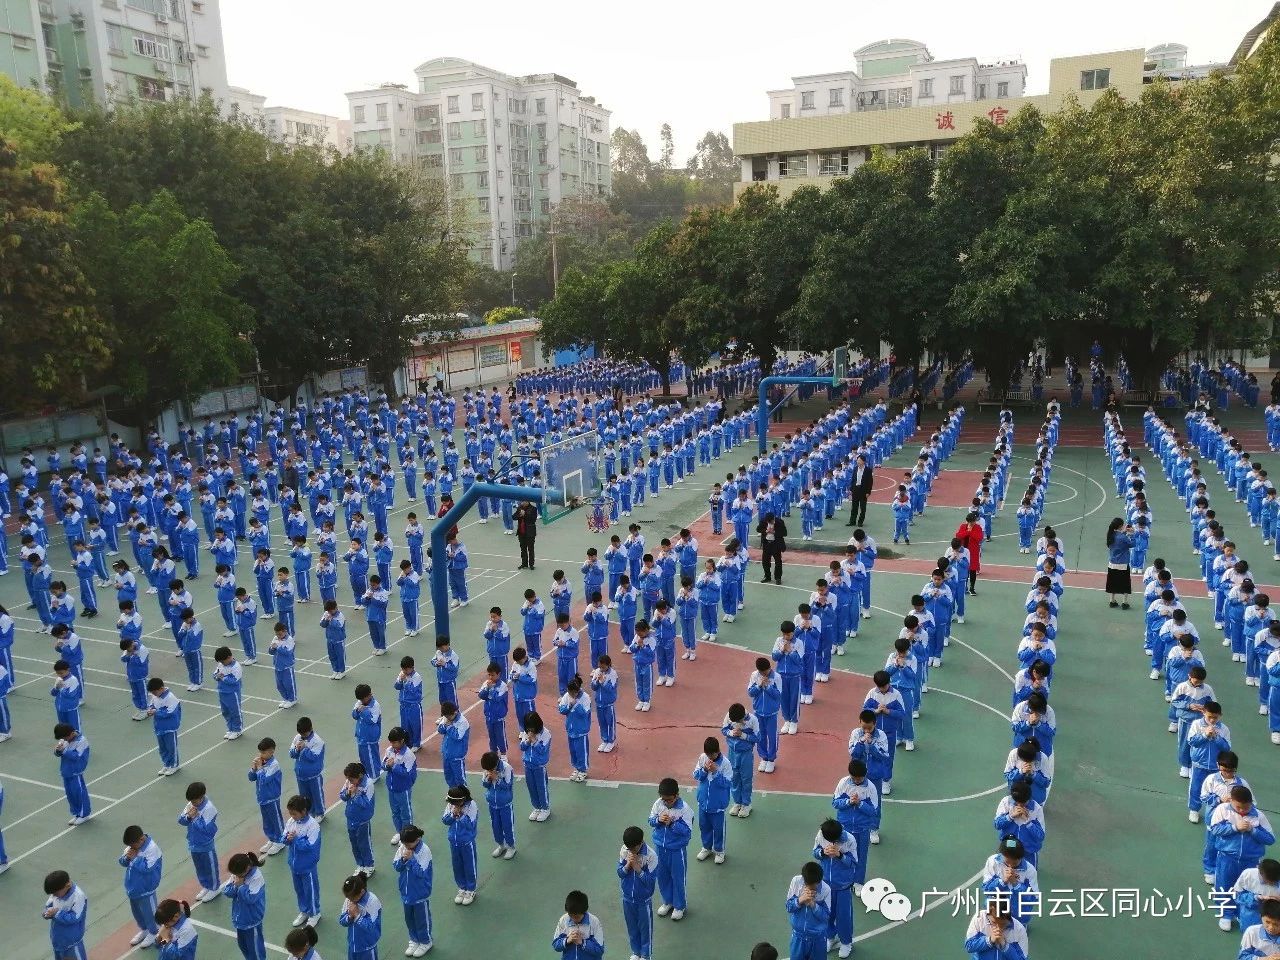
[860,877,913,922]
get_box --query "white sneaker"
[671,909,685,920]
[1179,766,1191,778]
[201,887,221,902]
[635,702,644,711]
[292,912,308,928]
[1247,677,1258,687]
[657,904,672,917]
[260,841,272,853]
[869,830,881,845]
[597,742,608,752]
[139,935,156,948]
[681,651,691,660]
[956,616,965,625]
[1260,704,1269,715]
[764,761,775,773]
[912,710,920,719]
[529,809,540,821]
[492,845,505,858]
[406,944,418,957]
[738,804,751,817]
[536,809,550,821]
[1220,919,1234,932]
[904,740,916,751]
[714,852,725,864]
[1205,872,1216,884]
[697,847,711,861]
[390,833,401,847]
[187,683,202,692]
[757,760,767,772]
[882,782,892,796]
[503,847,516,860]
[834,646,844,656]
[728,803,741,816]
[601,741,615,753]
[723,614,735,623]
[130,931,148,946]
[222,630,237,638]
[688,651,696,661]
[267,841,285,855]
[454,890,465,904]
[1272,732,1280,744]
[1189,810,1201,823]
[839,946,852,959]
[413,943,432,957]
[1149,669,1161,680]
[641,702,651,712]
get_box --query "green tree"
[610,128,652,179]
[458,263,515,318]
[0,74,74,162]
[72,190,251,424]
[0,139,106,412]
[685,130,737,207]
[484,305,524,325]
[658,123,675,170]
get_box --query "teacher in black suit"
[756,512,788,584]
[514,500,538,570]
[846,454,873,527]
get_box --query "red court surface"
[868,469,984,508]
[456,639,871,796]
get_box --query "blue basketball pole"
[757,376,837,455]
[429,482,566,638]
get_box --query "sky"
[221,0,1269,161]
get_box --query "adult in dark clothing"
[1270,372,1280,405]
[437,494,458,540]
[846,454,874,527]
[756,512,788,584]
[514,501,538,570]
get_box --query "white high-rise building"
[347,57,611,271]
[227,85,352,155]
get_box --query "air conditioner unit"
[155,62,170,74]
[155,13,168,23]
[186,52,195,61]
[78,66,92,78]
[70,11,85,29]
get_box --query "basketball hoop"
[585,496,613,533]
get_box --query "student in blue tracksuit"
[520,711,554,821]
[153,899,198,960]
[432,636,459,707]
[786,862,832,960]
[849,711,891,800]
[437,701,470,788]
[51,723,94,829]
[320,600,347,678]
[590,655,618,753]
[832,757,881,874]
[352,685,383,782]
[558,676,593,781]
[43,870,89,960]
[552,889,606,959]
[748,657,782,774]
[289,717,326,818]
[119,825,163,947]
[772,622,804,734]
[618,826,658,960]
[994,782,1046,869]
[249,738,286,856]
[722,702,759,817]
[146,678,182,775]
[339,761,377,876]
[693,737,732,863]
[268,622,298,708]
[648,777,694,920]
[221,852,269,960]
[510,646,539,725]
[51,660,83,731]
[477,663,510,756]
[396,561,421,637]
[394,656,425,750]
[1210,785,1276,931]
[442,785,480,904]
[392,824,434,957]
[234,588,260,664]
[213,646,244,738]
[338,871,382,960]
[283,794,323,927]
[480,751,518,858]
[696,561,722,641]
[383,728,419,846]
[963,904,1028,960]
[625,620,656,712]
[177,781,221,901]
[814,819,858,958]
[1188,702,1231,820]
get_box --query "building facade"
[346,57,611,272]
[734,38,1224,198]
[0,0,228,107]
[227,85,352,154]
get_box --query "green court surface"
[1,403,1278,960]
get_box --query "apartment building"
[346,57,611,271]
[0,0,48,88]
[227,85,352,154]
[733,37,1226,198]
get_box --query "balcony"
[38,0,54,21]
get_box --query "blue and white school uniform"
[442,800,479,894]
[393,841,434,950]
[647,797,694,912]
[248,756,285,845]
[157,916,198,960]
[590,667,618,748]
[558,690,592,774]
[618,842,658,960]
[813,828,858,949]
[481,759,517,850]
[284,814,322,918]
[692,752,732,854]
[551,910,606,959]
[45,883,89,960]
[120,836,163,938]
[290,731,327,816]
[519,727,552,815]
[339,775,377,871]
[437,712,470,788]
[338,890,382,960]
[221,867,268,960]
[383,744,418,839]
[177,797,221,893]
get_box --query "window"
[800,90,815,109]
[516,223,532,237]
[513,173,529,188]
[474,146,487,163]
[828,88,843,107]
[976,83,987,100]
[997,81,1009,98]
[536,147,548,164]
[450,174,463,191]
[535,122,546,140]
[471,92,483,111]
[424,154,443,167]
[416,130,439,145]
[929,143,948,162]
[137,77,166,101]
[514,197,531,212]
[196,44,208,57]
[449,148,463,164]
[535,98,546,114]
[778,153,807,177]
[818,151,847,176]
[106,23,124,54]
[949,75,965,95]
[376,102,388,121]
[477,197,490,213]
[538,172,548,189]
[447,122,461,140]
[413,106,430,121]
[780,103,791,119]
[132,33,170,60]
[447,95,459,113]
[473,119,486,137]
[353,105,366,122]
[476,171,489,189]
[1080,68,1110,91]
[540,198,550,213]
[919,78,933,97]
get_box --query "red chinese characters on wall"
[987,106,1010,126]
[936,111,955,131]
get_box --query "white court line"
[9,667,271,717]
[0,772,118,803]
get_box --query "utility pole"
[510,272,518,307]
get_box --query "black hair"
[564,889,589,916]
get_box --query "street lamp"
[510,272,518,307]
